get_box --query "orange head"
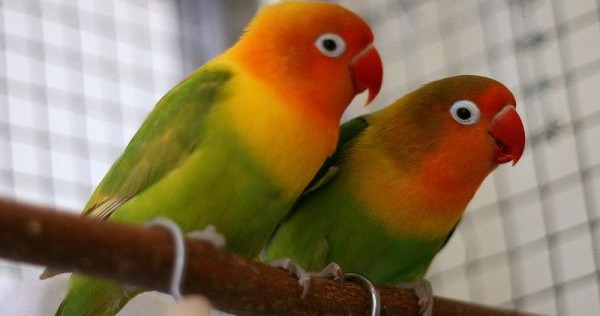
[351,76,525,235]
[227,1,383,119]
[372,75,525,191]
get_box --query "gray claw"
[269,260,346,298]
[269,258,312,298]
[318,262,342,279]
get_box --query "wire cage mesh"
[1,0,599,315]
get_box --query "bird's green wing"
[84,68,232,218]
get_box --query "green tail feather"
[55,274,140,316]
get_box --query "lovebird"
[263,75,525,314]
[52,2,382,315]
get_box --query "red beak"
[350,44,383,105]
[489,105,525,166]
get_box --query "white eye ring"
[315,33,346,58]
[450,100,480,125]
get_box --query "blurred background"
[0,0,599,315]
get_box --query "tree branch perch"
[0,198,540,316]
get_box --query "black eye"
[315,33,346,58]
[450,100,480,125]
[456,107,472,120]
[322,39,337,52]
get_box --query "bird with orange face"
[53,2,382,315]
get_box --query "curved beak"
[350,44,383,105]
[489,105,525,166]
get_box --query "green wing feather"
[84,68,231,219]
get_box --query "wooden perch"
[0,198,540,316]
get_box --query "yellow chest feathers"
[217,68,339,195]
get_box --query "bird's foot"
[269,259,343,298]
[396,279,433,316]
[269,258,312,298]
[318,262,344,284]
